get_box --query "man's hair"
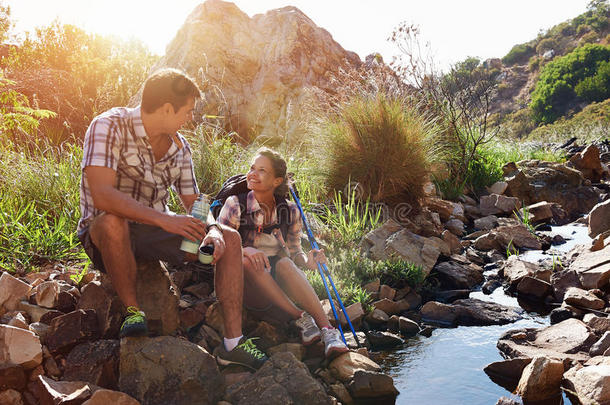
[141,68,201,113]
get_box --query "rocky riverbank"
[1,141,609,405]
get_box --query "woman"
[216,147,349,358]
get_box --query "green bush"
[536,38,558,54]
[530,43,610,124]
[502,43,535,65]
[317,93,437,207]
[574,60,610,101]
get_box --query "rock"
[329,383,353,405]
[7,312,28,329]
[521,201,554,223]
[0,389,23,405]
[494,224,542,250]
[589,200,610,238]
[498,319,596,362]
[564,287,606,310]
[248,321,285,351]
[495,397,520,405]
[489,181,508,195]
[434,289,471,303]
[204,301,224,335]
[365,331,403,349]
[551,269,583,302]
[484,358,532,392]
[82,389,141,405]
[183,282,211,299]
[46,309,100,353]
[226,352,332,405]
[0,325,42,369]
[516,276,553,301]
[363,280,380,294]
[267,343,306,361]
[398,317,420,337]
[516,356,564,402]
[0,364,26,391]
[378,285,396,301]
[444,219,465,236]
[36,375,100,405]
[144,0,361,144]
[63,340,120,389]
[569,144,605,183]
[584,315,610,335]
[32,281,60,309]
[452,299,522,326]
[119,335,222,405]
[372,299,400,316]
[441,230,462,254]
[360,219,404,260]
[420,301,457,326]
[0,272,31,314]
[570,243,610,289]
[346,370,399,401]
[432,261,484,290]
[15,301,56,323]
[77,281,123,339]
[473,232,501,251]
[364,309,388,327]
[503,256,550,289]
[474,215,499,231]
[338,302,365,328]
[382,230,441,277]
[135,261,180,336]
[425,198,457,222]
[480,194,521,216]
[399,292,422,311]
[563,364,610,405]
[328,352,381,382]
[590,332,610,357]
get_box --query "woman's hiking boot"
[321,327,349,358]
[119,306,148,338]
[294,312,321,345]
[214,337,268,370]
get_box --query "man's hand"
[243,247,270,274]
[202,227,225,264]
[156,214,206,243]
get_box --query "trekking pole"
[289,185,361,347]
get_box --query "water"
[375,224,592,405]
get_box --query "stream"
[375,224,592,405]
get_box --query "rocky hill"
[490,3,609,118]
[133,0,362,144]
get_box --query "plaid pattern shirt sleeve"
[172,136,199,196]
[81,117,122,170]
[216,195,241,230]
[287,202,305,260]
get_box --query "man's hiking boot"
[294,312,321,345]
[214,337,268,370]
[119,306,148,338]
[321,327,349,358]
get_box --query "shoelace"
[123,306,145,325]
[299,314,316,330]
[238,338,266,360]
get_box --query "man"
[78,68,266,370]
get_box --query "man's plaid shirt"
[216,191,305,260]
[78,106,198,231]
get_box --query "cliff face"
[141,0,361,143]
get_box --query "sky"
[4,0,593,71]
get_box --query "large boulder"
[589,200,610,239]
[569,144,605,183]
[328,352,382,382]
[135,261,180,336]
[564,287,606,310]
[516,356,564,402]
[226,352,332,405]
[504,160,599,219]
[563,364,610,405]
[119,336,222,405]
[0,272,31,314]
[77,281,123,339]
[432,261,484,290]
[569,244,610,289]
[63,340,120,390]
[137,0,361,144]
[452,299,522,326]
[346,370,399,402]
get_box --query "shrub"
[579,31,600,44]
[536,38,558,54]
[502,43,535,65]
[528,55,542,72]
[530,43,610,124]
[317,93,437,207]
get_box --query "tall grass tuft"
[316,93,439,207]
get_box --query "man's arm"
[86,166,206,242]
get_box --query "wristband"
[206,223,223,234]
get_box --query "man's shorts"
[78,222,187,272]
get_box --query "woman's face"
[246,155,283,193]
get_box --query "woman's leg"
[274,257,331,329]
[242,256,303,319]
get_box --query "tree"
[0,1,11,43]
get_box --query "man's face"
[167,97,195,134]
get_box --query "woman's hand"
[305,249,327,271]
[243,247,271,274]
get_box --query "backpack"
[209,174,291,242]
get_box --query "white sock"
[224,335,243,351]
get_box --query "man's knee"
[89,214,129,245]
